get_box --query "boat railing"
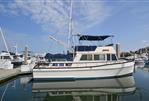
[33,60,121,69]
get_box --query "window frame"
[106,54,117,61]
[80,54,88,61]
[80,54,93,61]
[87,54,92,60]
[94,54,100,60]
[93,54,106,61]
[107,54,111,61]
[99,54,105,60]
[111,54,117,61]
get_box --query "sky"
[0,0,149,54]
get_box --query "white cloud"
[0,27,53,53]
[0,4,6,12]
[142,40,148,44]
[0,0,112,53]
[0,0,111,34]
[71,0,111,32]
[14,0,69,33]
[141,40,149,48]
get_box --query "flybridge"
[73,35,114,52]
[79,35,114,41]
[75,46,97,52]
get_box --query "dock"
[0,68,31,84]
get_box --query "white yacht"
[0,27,14,69]
[33,35,135,80]
[0,52,13,69]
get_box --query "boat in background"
[145,61,149,66]
[144,54,149,66]
[0,27,14,69]
[135,57,145,69]
[11,54,24,66]
[126,55,145,68]
[33,35,135,80]
[21,46,36,73]
[135,57,145,65]
[0,52,13,69]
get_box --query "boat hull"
[33,61,134,80]
[0,60,13,69]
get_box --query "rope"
[0,84,9,101]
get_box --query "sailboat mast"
[15,44,18,55]
[0,27,12,59]
[68,0,73,51]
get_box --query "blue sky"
[0,0,149,53]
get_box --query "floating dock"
[0,68,31,84]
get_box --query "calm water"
[0,66,149,101]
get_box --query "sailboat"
[0,27,14,69]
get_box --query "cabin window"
[3,56,11,59]
[66,63,72,66]
[80,55,87,60]
[52,63,58,66]
[107,54,111,61]
[80,54,92,60]
[87,54,92,60]
[59,63,64,66]
[99,54,105,60]
[112,54,117,60]
[94,54,105,60]
[94,55,99,60]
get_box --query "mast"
[13,44,18,55]
[68,0,73,52]
[68,0,76,58]
[24,46,28,65]
[0,27,12,59]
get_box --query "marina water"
[0,66,149,101]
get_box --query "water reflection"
[141,66,149,72]
[135,62,145,69]
[32,76,136,101]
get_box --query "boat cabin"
[74,45,117,61]
[0,52,13,60]
[43,35,119,68]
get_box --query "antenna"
[49,35,71,51]
[13,43,18,55]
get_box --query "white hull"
[33,61,134,80]
[0,60,13,69]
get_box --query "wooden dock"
[0,68,31,83]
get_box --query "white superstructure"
[0,52,13,69]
